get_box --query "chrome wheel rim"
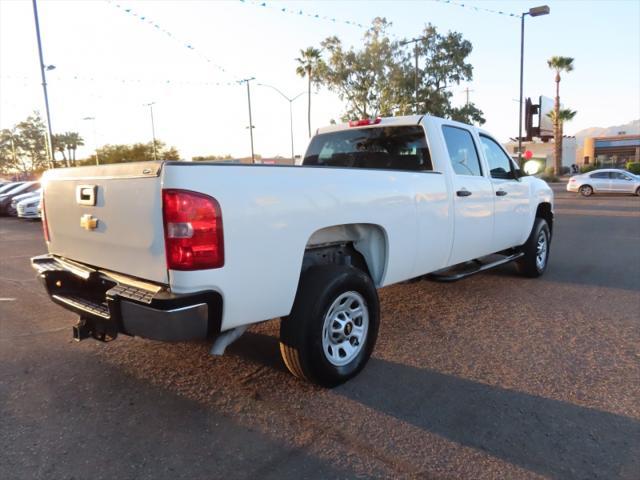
[321,291,369,367]
[582,186,592,196]
[535,230,548,271]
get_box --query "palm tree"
[547,56,574,174]
[295,47,322,137]
[65,132,84,166]
[52,133,69,167]
[547,108,577,172]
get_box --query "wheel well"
[536,202,553,234]
[304,224,387,286]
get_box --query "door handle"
[456,189,472,197]
[496,190,508,196]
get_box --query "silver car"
[567,169,640,197]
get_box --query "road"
[1,185,639,479]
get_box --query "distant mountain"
[571,119,639,146]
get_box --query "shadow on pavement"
[337,359,640,480]
[230,332,640,478]
[0,340,349,480]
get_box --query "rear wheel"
[279,265,379,387]
[516,218,551,278]
[580,185,593,197]
[635,186,640,196]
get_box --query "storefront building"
[582,135,640,166]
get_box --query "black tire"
[635,186,640,196]
[580,185,593,197]
[516,218,551,278]
[279,265,379,387]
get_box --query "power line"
[432,0,519,19]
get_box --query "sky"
[0,0,639,161]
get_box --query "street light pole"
[518,5,550,167]
[400,37,426,114]
[239,78,256,163]
[143,102,157,161]
[31,0,54,169]
[82,116,99,165]
[258,84,305,161]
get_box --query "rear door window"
[612,172,631,180]
[590,172,610,179]
[303,126,432,171]
[442,126,483,176]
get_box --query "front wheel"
[279,265,379,387]
[516,218,551,278]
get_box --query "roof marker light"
[348,117,382,127]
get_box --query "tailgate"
[43,161,168,284]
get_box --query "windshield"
[304,126,432,172]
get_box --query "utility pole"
[10,136,17,165]
[463,87,474,106]
[32,0,55,169]
[400,36,426,114]
[258,84,305,161]
[143,102,157,161]
[239,77,256,163]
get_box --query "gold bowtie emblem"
[80,214,98,231]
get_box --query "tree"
[52,131,84,167]
[311,19,484,125]
[547,56,574,174]
[192,154,234,161]
[52,133,69,166]
[65,132,84,166]
[295,46,323,137]
[0,129,20,175]
[547,108,577,170]
[83,140,180,165]
[13,113,50,172]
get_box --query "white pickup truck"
[32,115,553,386]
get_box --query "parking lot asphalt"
[1,185,639,479]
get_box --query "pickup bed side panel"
[163,165,449,331]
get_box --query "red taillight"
[41,193,50,242]
[348,117,382,127]
[162,189,224,270]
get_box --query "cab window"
[304,126,432,171]
[479,135,514,179]
[442,126,482,176]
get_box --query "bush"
[560,166,570,175]
[580,162,601,174]
[541,167,559,182]
[625,161,640,175]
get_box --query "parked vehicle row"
[0,181,41,219]
[567,168,640,197]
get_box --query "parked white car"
[17,194,42,219]
[567,169,640,196]
[9,189,41,216]
[32,114,554,386]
